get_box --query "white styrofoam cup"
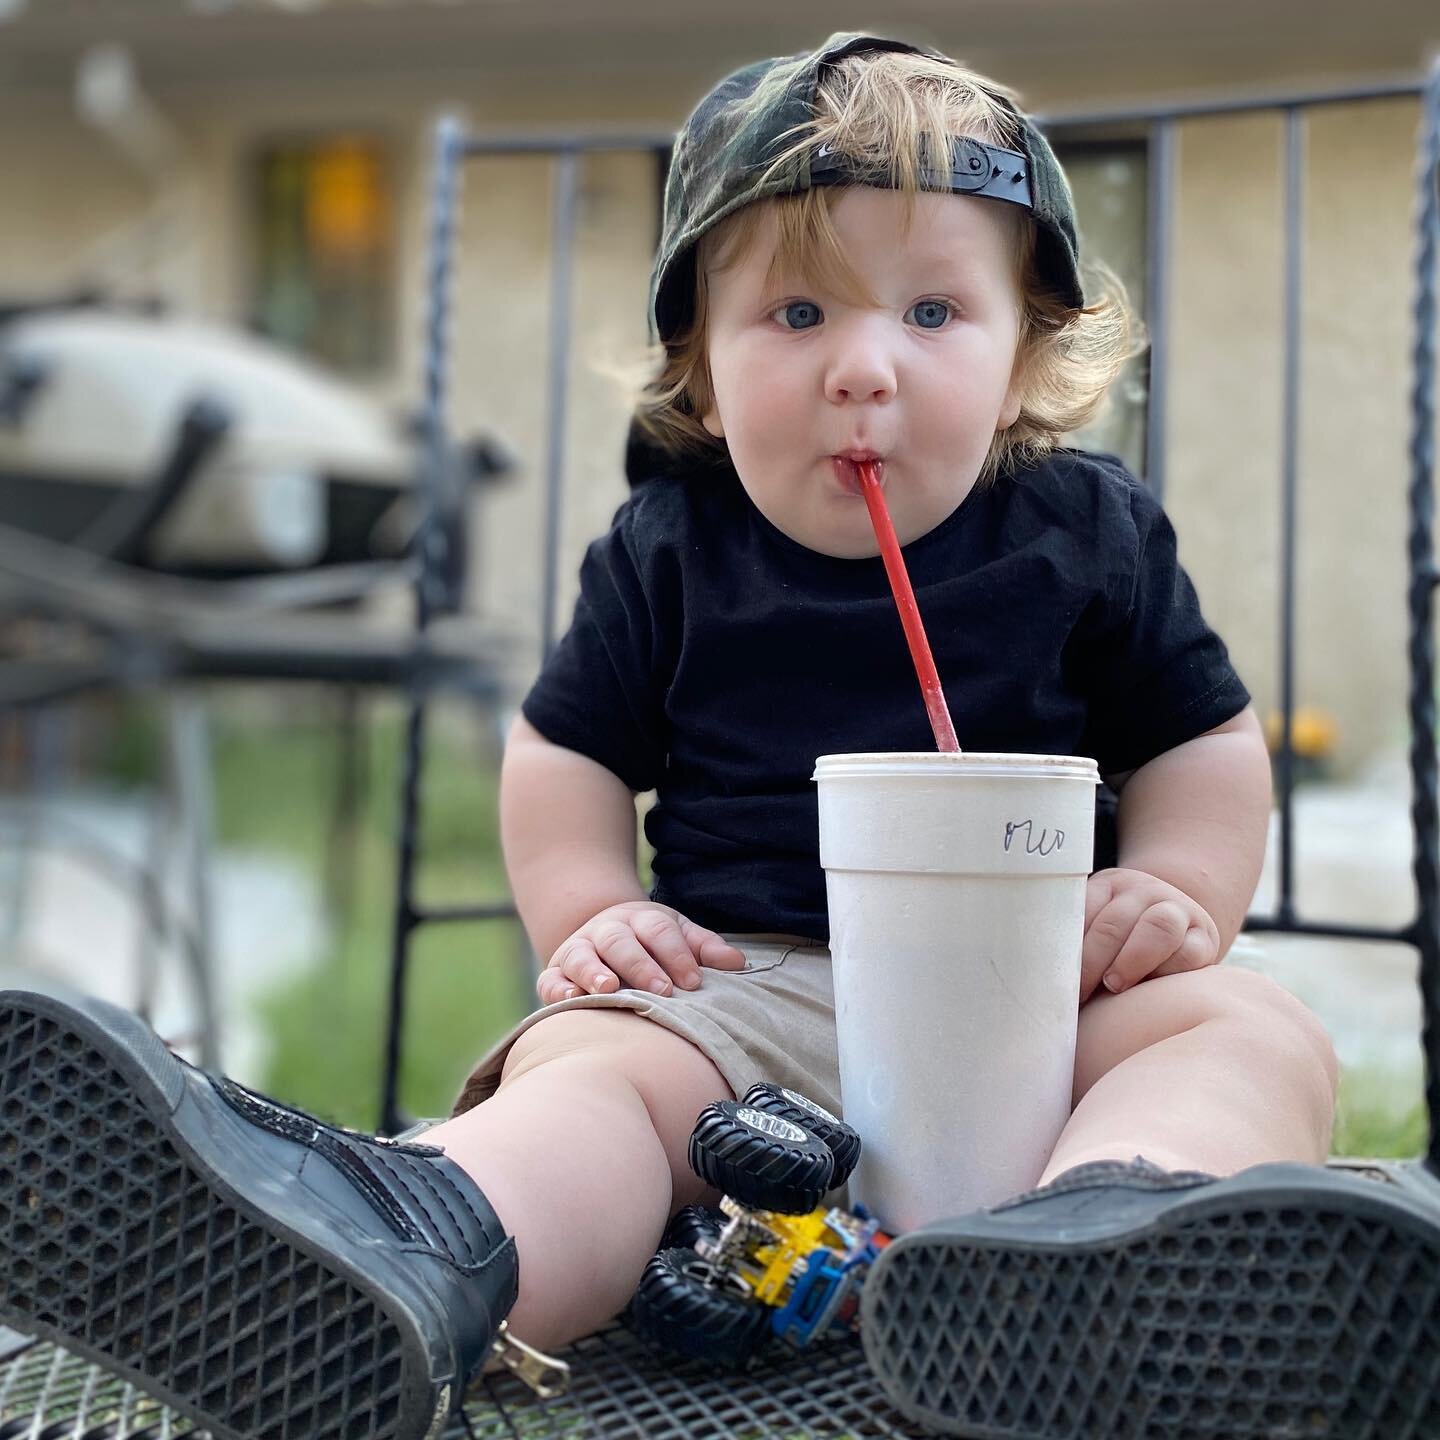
[813,750,1099,1231]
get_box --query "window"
[1052,141,1149,478]
[251,135,393,375]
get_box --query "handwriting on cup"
[1004,819,1064,856]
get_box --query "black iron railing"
[380,68,1440,1181]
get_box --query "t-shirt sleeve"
[520,510,667,792]
[1080,476,1251,776]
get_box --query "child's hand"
[1080,867,1221,1003]
[537,901,747,1004]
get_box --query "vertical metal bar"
[382,701,425,1134]
[324,686,363,937]
[133,842,178,1038]
[1143,119,1175,501]
[1276,107,1306,927]
[540,149,578,661]
[168,691,220,1070]
[0,716,38,949]
[381,114,465,1135]
[1405,62,1440,1173]
[415,118,466,634]
[136,722,165,1029]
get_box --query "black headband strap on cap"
[808,135,1034,210]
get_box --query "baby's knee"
[1201,967,1339,1097]
[495,1007,731,1205]
[501,1007,651,1084]
[500,1007,730,1115]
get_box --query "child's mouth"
[831,454,885,495]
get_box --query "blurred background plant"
[1265,706,1340,783]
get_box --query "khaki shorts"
[451,934,840,1118]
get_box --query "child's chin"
[764,505,881,560]
[799,529,883,561]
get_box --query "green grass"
[205,694,532,1129]
[1332,1065,1428,1159]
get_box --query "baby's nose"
[824,337,897,405]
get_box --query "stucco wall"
[1167,98,1429,771]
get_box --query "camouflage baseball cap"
[649,32,1085,342]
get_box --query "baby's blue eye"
[907,299,953,330]
[776,300,823,330]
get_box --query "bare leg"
[420,1009,731,1351]
[1039,966,1339,1185]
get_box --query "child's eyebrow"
[901,252,985,280]
[760,255,979,294]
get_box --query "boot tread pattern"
[0,1003,412,1440]
[864,1198,1440,1439]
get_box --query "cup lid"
[811,751,1100,782]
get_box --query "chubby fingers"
[535,963,587,1005]
[536,910,746,1005]
[567,911,747,992]
[680,919,747,971]
[553,920,674,997]
[1082,888,1217,999]
[1101,901,1213,993]
[537,935,618,1004]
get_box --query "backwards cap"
[649,32,1085,343]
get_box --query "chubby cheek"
[714,359,804,462]
[929,362,1011,453]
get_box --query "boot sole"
[0,988,453,1440]
[860,1163,1440,1439]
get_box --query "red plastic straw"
[857,460,961,753]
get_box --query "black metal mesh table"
[0,1320,926,1440]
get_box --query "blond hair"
[633,49,1141,486]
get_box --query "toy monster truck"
[627,1083,890,1367]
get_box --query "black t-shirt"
[522,447,1251,941]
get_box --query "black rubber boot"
[0,987,519,1440]
[861,1156,1440,1439]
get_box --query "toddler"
[5,31,1437,1440]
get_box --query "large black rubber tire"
[663,1203,726,1252]
[627,1248,772,1368]
[688,1099,834,1214]
[741,1083,862,1191]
